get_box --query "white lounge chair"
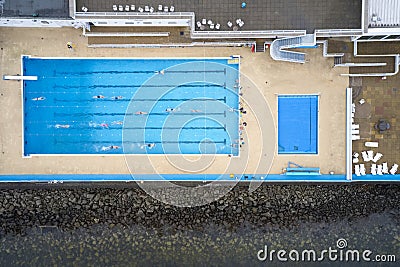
[202,19,207,24]
[365,141,378,148]
[227,21,233,27]
[353,152,359,158]
[351,124,359,129]
[351,103,355,113]
[361,151,369,162]
[239,21,245,27]
[113,5,117,11]
[359,164,366,175]
[352,157,359,164]
[215,23,220,30]
[351,112,354,117]
[377,164,383,175]
[138,7,144,12]
[371,164,377,175]
[82,6,88,12]
[354,165,361,176]
[382,162,388,174]
[359,99,365,105]
[145,6,149,12]
[390,164,398,175]
[351,129,360,135]
[164,6,169,12]
[158,5,163,11]
[372,152,383,163]
[131,5,135,11]
[149,7,154,12]
[118,5,123,11]
[352,135,360,141]
[170,6,175,12]
[367,150,374,161]
[196,21,201,28]
[125,5,129,11]
[207,20,212,25]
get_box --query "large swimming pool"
[22,56,240,156]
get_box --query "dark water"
[0,211,398,266]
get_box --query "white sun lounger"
[377,164,383,175]
[367,150,374,161]
[202,19,207,24]
[210,23,215,29]
[113,5,117,11]
[351,124,359,130]
[164,6,168,12]
[196,21,201,28]
[118,5,123,11]
[158,5,163,11]
[382,162,388,174]
[354,165,361,176]
[352,129,360,135]
[145,6,149,12]
[207,20,212,25]
[365,141,378,148]
[371,164,377,175]
[227,21,233,27]
[353,157,359,163]
[131,5,135,11]
[170,6,175,12]
[125,5,130,11]
[361,151,369,162]
[390,164,398,175]
[359,164,366,175]
[372,152,383,163]
[215,23,220,30]
[352,103,355,113]
[352,135,360,141]
[138,7,144,12]
[149,6,154,12]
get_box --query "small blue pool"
[22,56,240,156]
[278,95,318,154]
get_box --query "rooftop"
[0,0,69,18]
[368,0,400,28]
[75,0,362,33]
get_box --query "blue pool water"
[278,95,318,154]
[23,56,240,156]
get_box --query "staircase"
[334,56,343,65]
[255,40,265,52]
[270,34,316,63]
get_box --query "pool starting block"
[3,75,38,81]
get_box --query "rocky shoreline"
[0,184,399,266]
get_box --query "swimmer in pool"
[191,109,202,113]
[101,145,120,151]
[147,143,156,149]
[55,124,70,129]
[155,70,165,75]
[135,111,148,115]
[100,123,109,128]
[32,97,46,101]
[112,96,123,100]
[112,121,123,125]
[93,95,105,99]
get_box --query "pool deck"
[0,27,347,177]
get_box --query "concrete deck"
[0,27,347,176]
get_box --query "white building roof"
[368,0,400,28]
